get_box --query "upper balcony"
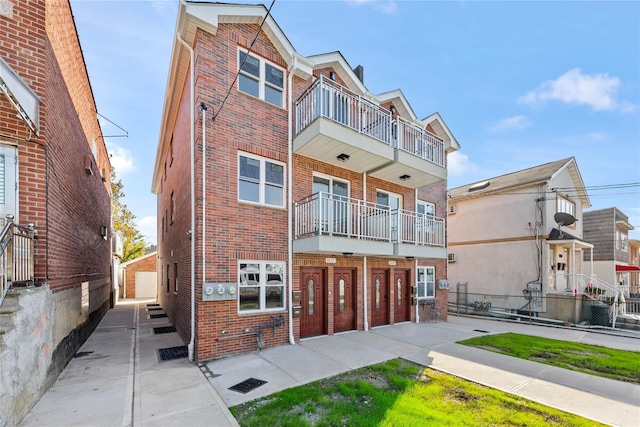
[294,76,446,188]
[293,192,446,259]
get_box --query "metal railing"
[0,218,36,306]
[294,75,445,167]
[294,192,445,247]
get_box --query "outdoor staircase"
[0,289,20,336]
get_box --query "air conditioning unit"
[447,253,457,263]
[448,205,456,214]
[84,154,93,175]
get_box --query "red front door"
[370,269,389,327]
[394,270,410,322]
[334,268,356,332]
[300,267,326,337]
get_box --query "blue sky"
[70,0,640,245]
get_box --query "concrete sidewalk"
[20,300,238,427]
[20,301,640,426]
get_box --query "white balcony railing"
[294,192,445,248]
[294,75,445,167]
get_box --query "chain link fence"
[447,284,633,328]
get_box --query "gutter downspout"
[287,60,295,345]
[177,32,196,362]
[363,172,368,331]
[415,188,419,323]
[200,102,207,310]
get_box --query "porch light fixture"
[329,71,336,81]
[406,256,415,261]
[343,252,353,258]
[100,225,108,240]
[336,153,350,162]
[390,105,396,114]
[399,174,411,181]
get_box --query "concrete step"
[0,290,20,335]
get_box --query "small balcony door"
[313,175,349,236]
[416,200,435,244]
[377,191,402,242]
[0,145,17,228]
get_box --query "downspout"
[200,102,207,304]
[177,32,196,362]
[415,188,419,323]
[363,172,368,331]
[287,60,295,345]
[415,259,419,322]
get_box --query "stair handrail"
[577,274,621,328]
[0,215,36,307]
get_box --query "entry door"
[0,145,17,228]
[300,267,326,337]
[370,269,389,327]
[377,191,402,242]
[394,270,410,322]
[333,268,355,332]
[313,175,349,236]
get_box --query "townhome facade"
[583,207,638,297]
[152,2,459,362]
[0,1,112,423]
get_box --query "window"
[417,266,435,299]
[616,230,629,252]
[170,191,175,223]
[238,49,284,107]
[556,194,575,225]
[238,153,285,208]
[417,201,435,218]
[174,263,178,292]
[238,261,285,312]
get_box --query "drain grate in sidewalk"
[147,307,163,311]
[147,303,160,307]
[158,345,188,361]
[153,326,177,335]
[228,378,267,394]
[150,313,168,319]
[473,329,490,333]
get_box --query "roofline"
[121,251,158,268]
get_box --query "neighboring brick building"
[0,0,112,423]
[152,2,460,362]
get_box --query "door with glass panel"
[333,268,356,332]
[0,145,17,229]
[416,201,435,244]
[370,269,389,327]
[376,191,401,242]
[300,267,326,337]
[313,175,349,236]
[394,270,410,322]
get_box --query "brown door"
[394,270,410,322]
[370,269,389,327]
[300,268,326,337]
[334,268,356,332]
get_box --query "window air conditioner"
[449,205,456,214]
[447,253,457,263]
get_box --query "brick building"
[152,2,459,362]
[121,251,158,299]
[0,0,112,423]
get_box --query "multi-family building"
[583,207,638,297]
[0,0,112,423]
[152,1,460,362]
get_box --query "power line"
[211,0,276,123]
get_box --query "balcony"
[293,192,446,259]
[294,76,446,188]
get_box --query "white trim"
[238,151,286,208]
[120,251,158,268]
[237,47,286,108]
[238,260,286,313]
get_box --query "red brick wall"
[156,20,452,361]
[123,254,157,298]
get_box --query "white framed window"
[238,261,285,313]
[417,266,435,299]
[238,48,285,107]
[556,194,576,227]
[238,152,285,208]
[417,200,435,218]
[616,230,629,252]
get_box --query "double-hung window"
[417,266,435,299]
[238,152,285,208]
[238,261,285,312]
[556,195,575,227]
[238,49,285,107]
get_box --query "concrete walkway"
[21,300,640,426]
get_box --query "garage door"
[135,272,157,298]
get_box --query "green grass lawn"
[231,359,604,426]
[458,332,640,384]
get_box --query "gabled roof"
[449,157,590,207]
[121,251,157,268]
[422,112,460,153]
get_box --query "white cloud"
[137,215,157,246]
[346,0,397,13]
[107,142,135,175]
[447,151,477,176]
[489,115,531,132]
[518,68,633,112]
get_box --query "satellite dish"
[554,212,576,238]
